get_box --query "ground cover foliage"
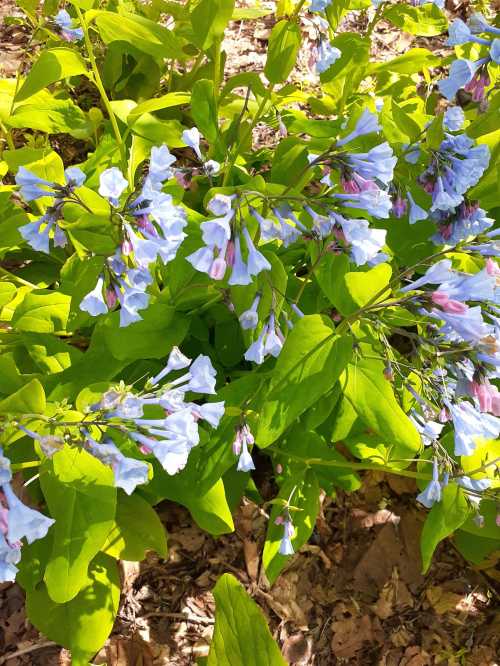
[0,0,499,662]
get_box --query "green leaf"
[191,79,219,143]
[41,446,117,603]
[187,478,234,535]
[12,290,71,333]
[383,3,447,36]
[9,95,89,136]
[420,483,471,573]
[0,378,46,414]
[342,346,421,461]
[26,553,119,664]
[341,263,392,315]
[21,332,82,374]
[15,48,88,103]
[92,10,183,60]
[270,138,309,186]
[127,92,190,124]
[100,304,189,361]
[370,48,440,75]
[257,316,352,447]
[320,33,370,105]
[103,491,167,561]
[280,426,361,493]
[454,529,499,565]
[262,471,319,584]
[190,0,235,50]
[426,113,444,150]
[207,573,286,665]
[264,20,301,84]
[390,99,422,142]
[0,282,16,308]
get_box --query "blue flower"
[438,59,486,100]
[242,227,271,276]
[0,448,12,485]
[19,215,54,254]
[309,0,332,11]
[64,166,86,187]
[448,400,500,456]
[117,283,150,327]
[54,9,83,42]
[80,275,108,316]
[444,106,465,131]
[337,109,381,147]
[401,259,454,292]
[2,483,55,544]
[233,424,256,472]
[333,188,393,218]
[149,346,191,387]
[316,40,341,74]
[416,459,442,508]
[239,293,261,330]
[346,142,397,186]
[337,215,387,265]
[491,38,500,64]
[85,435,149,495]
[278,519,295,555]
[467,13,500,36]
[15,167,54,201]
[0,531,21,583]
[407,192,428,224]
[149,145,176,184]
[433,305,492,344]
[182,127,203,160]
[98,167,128,206]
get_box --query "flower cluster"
[78,146,188,326]
[397,256,500,518]
[82,348,225,479]
[0,449,54,582]
[439,13,500,101]
[17,166,86,253]
[187,194,271,284]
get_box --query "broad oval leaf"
[15,48,88,103]
[41,446,117,603]
[102,491,167,561]
[341,345,421,461]
[26,553,120,664]
[256,315,353,447]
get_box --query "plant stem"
[268,446,431,480]
[11,461,41,471]
[75,6,128,180]
[222,83,274,186]
[0,120,15,152]
[291,0,307,21]
[0,266,37,289]
[212,37,222,102]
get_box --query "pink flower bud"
[209,257,227,280]
[105,287,118,308]
[225,239,235,267]
[122,239,133,255]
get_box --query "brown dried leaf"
[331,613,384,659]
